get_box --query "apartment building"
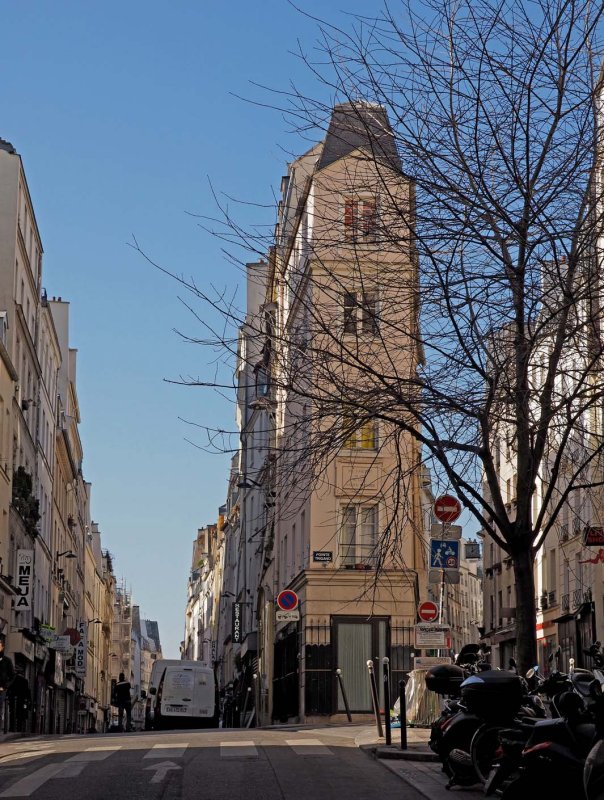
[235,103,426,724]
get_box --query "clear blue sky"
[0,0,374,657]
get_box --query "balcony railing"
[561,588,591,613]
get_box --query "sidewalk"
[363,726,483,800]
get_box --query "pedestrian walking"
[0,635,15,732]
[115,673,132,732]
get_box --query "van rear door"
[193,669,213,717]
[161,667,195,718]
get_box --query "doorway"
[333,617,388,713]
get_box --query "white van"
[144,660,218,730]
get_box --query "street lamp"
[56,550,76,559]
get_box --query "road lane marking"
[0,763,65,797]
[66,747,121,761]
[0,752,55,765]
[286,739,331,755]
[220,741,258,758]
[144,761,182,783]
[59,763,87,778]
[143,744,188,759]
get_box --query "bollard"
[399,679,408,750]
[367,660,383,738]
[383,657,391,746]
[336,669,352,723]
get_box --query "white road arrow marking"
[144,760,182,784]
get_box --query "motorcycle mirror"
[526,668,535,679]
[548,652,555,663]
[509,658,517,669]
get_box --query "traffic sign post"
[418,601,439,622]
[434,494,462,524]
[430,539,460,570]
[276,589,299,611]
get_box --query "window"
[342,409,377,449]
[344,196,378,241]
[342,291,379,335]
[339,504,378,566]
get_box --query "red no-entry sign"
[418,601,439,622]
[434,494,462,524]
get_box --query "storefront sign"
[15,550,33,610]
[51,635,73,654]
[584,526,604,546]
[74,620,87,678]
[232,603,242,644]
[39,624,56,645]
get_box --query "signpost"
[430,523,462,540]
[276,590,299,611]
[434,495,462,524]
[418,601,439,622]
[276,609,300,622]
[414,624,451,649]
[312,551,333,563]
[430,539,460,570]
[414,656,452,668]
[432,495,462,630]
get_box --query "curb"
[361,743,440,762]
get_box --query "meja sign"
[16,550,33,610]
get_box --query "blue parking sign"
[430,539,459,569]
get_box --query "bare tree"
[137,0,604,673]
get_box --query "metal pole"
[336,669,352,723]
[367,660,383,738]
[399,680,408,750]
[382,658,391,745]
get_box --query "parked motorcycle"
[494,644,604,799]
[426,646,528,789]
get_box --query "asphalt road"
[0,725,425,800]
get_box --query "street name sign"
[313,551,333,563]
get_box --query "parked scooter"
[427,644,489,762]
[582,645,604,800]
[496,645,604,798]
[426,646,527,789]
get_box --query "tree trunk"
[511,546,537,675]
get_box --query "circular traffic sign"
[434,494,462,523]
[418,601,439,622]
[277,589,299,611]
